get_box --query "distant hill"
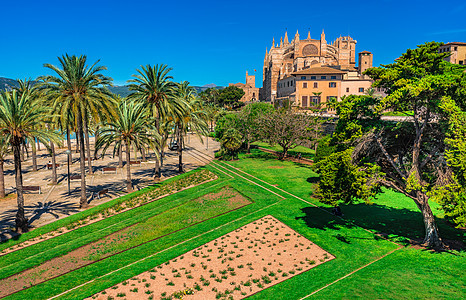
[109,84,224,97]
[0,77,224,96]
[0,77,19,90]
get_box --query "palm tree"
[127,64,177,179]
[0,90,60,232]
[170,82,208,173]
[96,99,157,192]
[0,136,10,198]
[39,54,115,208]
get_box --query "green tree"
[39,54,114,208]
[215,113,239,140]
[127,64,176,179]
[319,42,466,247]
[237,102,274,153]
[258,109,316,159]
[217,86,245,107]
[170,82,207,173]
[0,90,60,232]
[96,100,157,192]
[220,128,242,160]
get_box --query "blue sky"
[0,0,465,87]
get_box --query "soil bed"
[0,186,249,298]
[89,215,334,300]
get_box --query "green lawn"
[0,149,464,299]
[253,141,316,159]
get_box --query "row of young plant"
[0,169,216,254]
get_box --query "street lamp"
[65,149,71,195]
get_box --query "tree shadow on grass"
[297,203,465,251]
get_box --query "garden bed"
[0,169,217,257]
[0,186,248,298]
[88,215,334,300]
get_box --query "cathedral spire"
[321,29,326,42]
[264,47,268,60]
[271,37,275,49]
[284,31,289,44]
[280,37,283,47]
[294,29,300,41]
[307,30,311,39]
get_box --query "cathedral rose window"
[303,44,319,56]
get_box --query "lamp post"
[65,149,71,195]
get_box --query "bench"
[70,174,82,181]
[46,163,61,170]
[93,188,109,200]
[22,186,41,194]
[101,167,117,174]
[129,161,141,166]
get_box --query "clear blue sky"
[0,0,465,87]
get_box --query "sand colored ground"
[89,215,334,300]
[0,134,219,242]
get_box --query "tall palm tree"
[39,54,115,208]
[0,136,10,198]
[127,64,177,179]
[0,90,60,233]
[96,99,157,192]
[171,82,208,173]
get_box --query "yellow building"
[439,42,466,65]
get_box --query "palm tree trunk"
[77,112,88,209]
[13,141,28,233]
[31,139,37,172]
[141,147,146,162]
[67,128,72,164]
[37,139,41,151]
[94,125,99,160]
[125,140,133,193]
[83,117,93,175]
[50,141,57,185]
[118,144,123,168]
[20,143,25,162]
[0,159,5,198]
[154,114,161,179]
[178,127,183,173]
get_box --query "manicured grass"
[2,149,465,299]
[253,141,315,159]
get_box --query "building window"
[302,96,308,107]
[346,87,350,92]
[311,76,316,80]
[329,82,336,88]
[454,47,457,51]
[460,60,464,65]
[287,81,290,87]
[311,96,320,106]
[321,76,327,79]
[313,82,318,88]
[301,76,306,80]
[330,76,337,79]
[303,82,308,88]
[358,88,364,93]
[291,80,294,86]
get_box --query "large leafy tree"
[237,102,274,153]
[258,109,316,159]
[0,90,60,232]
[96,99,157,192]
[127,64,176,179]
[217,86,244,108]
[318,42,466,247]
[39,54,114,208]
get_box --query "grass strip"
[0,178,230,279]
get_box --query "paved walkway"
[0,134,219,241]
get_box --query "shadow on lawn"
[297,203,465,250]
